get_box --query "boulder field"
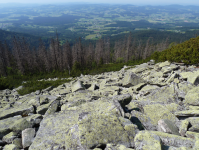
[1,60,199,150]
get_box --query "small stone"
[122,72,145,87]
[2,132,18,144]
[134,131,162,150]
[12,138,22,149]
[175,110,199,117]
[179,120,189,137]
[71,80,85,92]
[158,119,180,136]
[44,100,60,116]
[159,61,171,68]
[22,128,35,148]
[3,144,19,150]
[35,90,40,95]
[186,131,199,139]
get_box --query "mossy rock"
[134,131,162,150]
[184,86,199,106]
[143,104,178,126]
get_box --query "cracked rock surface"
[1,60,199,150]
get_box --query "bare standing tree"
[126,32,132,62]
[95,38,104,64]
[12,36,25,74]
[62,41,72,75]
[38,38,50,72]
[104,37,110,63]
[0,41,6,76]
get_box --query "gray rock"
[184,86,199,106]
[0,116,20,139]
[3,144,19,150]
[175,110,199,117]
[130,110,157,131]
[180,70,199,85]
[44,100,60,116]
[71,80,85,92]
[158,119,180,136]
[25,114,43,126]
[22,128,35,148]
[0,105,34,120]
[35,90,40,95]
[0,116,32,139]
[134,131,162,150]
[113,94,132,108]
[151,131,194,148]
[185,131,199,140]
[122,72,145,87]
[179,120,189,137]
[36,103,50,115]
[2,132,18,144]
[159,61,171,68]
[105,143,134,150]
[29,100,135,150]
[12,138,22,149]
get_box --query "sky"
[0,0,199,5]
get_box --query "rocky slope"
[1,60,199,150]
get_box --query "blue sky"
[0,0,198,5]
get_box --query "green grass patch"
[85,34,98,40]
[17,79,71,95]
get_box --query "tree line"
[0,32,170,77]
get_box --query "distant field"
[0,4,199,41]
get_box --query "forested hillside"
[152,36,199,64]
[0,29,49,48]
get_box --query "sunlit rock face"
[1,60,199,149]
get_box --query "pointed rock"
[71,80,85,92]
[122,72,145,87]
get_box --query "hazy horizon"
[0,0,199,6]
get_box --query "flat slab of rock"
[159,61,171,68]
[3,144,19,150]
[29,100,138,150]
[0,105,34,120]
[142,84,177,103]
[143,104,178,127]
[150,131,194,148]
[175,110,199,117]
